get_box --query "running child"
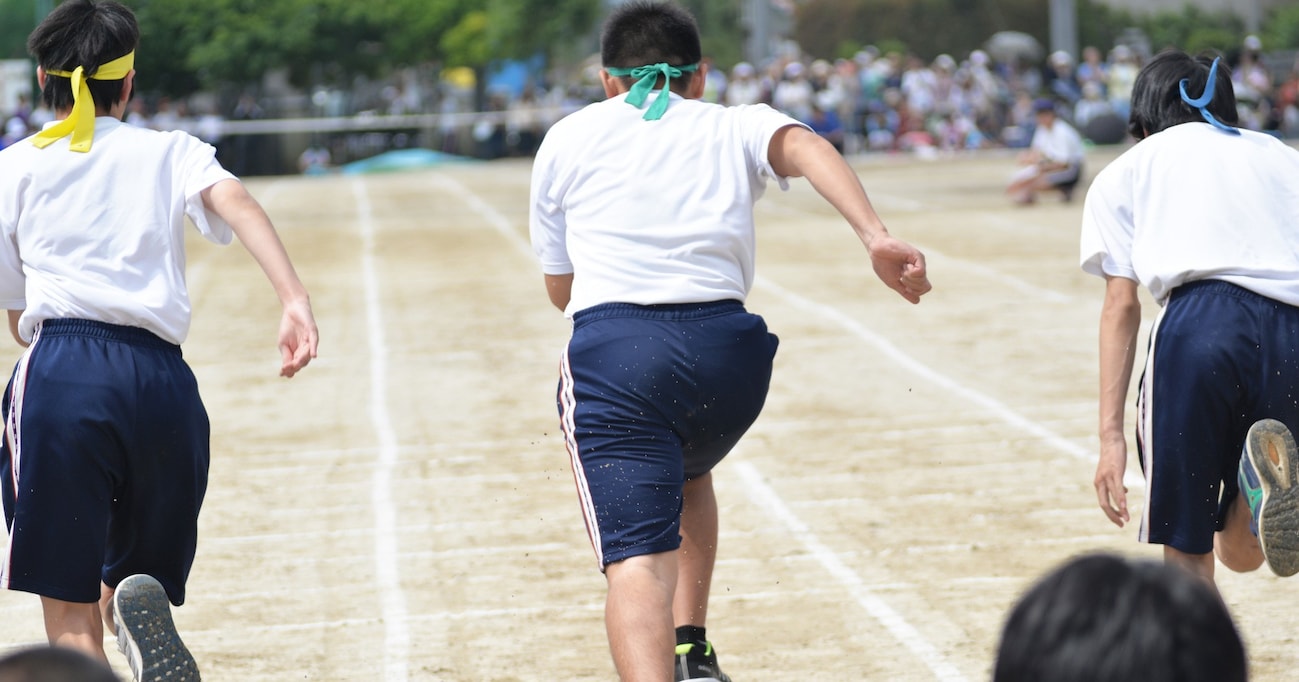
[1082,49,1299,587]
[529,2,930,679]
[0,1,319,679]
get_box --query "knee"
[606,552,679,596]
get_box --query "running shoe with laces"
[112,574,200,681]
[674,640,732,682]
[1239,418,1299,577]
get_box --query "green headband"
[605,62,699,121]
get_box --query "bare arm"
[201,179,319,377]
[1095,275,1142,527]
[767,125,931,303]
[545,273,573,312]
[7,310,25,348]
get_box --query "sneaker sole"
[1245,419,1299,577]
[113,575,200,682]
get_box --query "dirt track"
[0,145,1295,681]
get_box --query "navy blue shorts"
[0,319,209,604]
[558,300,778,568]
[1138,280,1299,554]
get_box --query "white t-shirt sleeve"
[529,133,573,276]
[0,217,23,310]
[1080,161,1137,280]
[176,133,236,245]
[741,104,808,191]
[0,162,25,309]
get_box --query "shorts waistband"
[37,319,181,353]
[1169,279,1257,303]
[572,300,745,327]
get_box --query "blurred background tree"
[0,0,1291,102]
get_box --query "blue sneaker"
[112,574,200,681]
[674,641,732,682]
[1239,419,1299,577]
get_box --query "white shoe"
[112,574,200,681]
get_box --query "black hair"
[600,1,702,95]
[1128,49,1238,140]
[993,553,1247,682]
[0,645,121,682]
[27,0,139,113]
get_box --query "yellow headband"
[32,51,135,153]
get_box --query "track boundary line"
[352,177,411,681]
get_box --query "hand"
[1094,438,1130,527]
[867,235,932,304]
[278,297,319,378]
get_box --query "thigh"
[1,333,127,602]
[1138,284,1290,553]
[102,345,209,605]
[678,310,778,477]
[0,325,209,604]
[558,305,777,568]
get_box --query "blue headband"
[605,62,700,120]
[1179,57,1239,135]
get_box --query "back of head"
[27,0,139,113]
[1128,49,1237,140]
[600,1,702,95]
[0,646,121,682]
[993,553,1247,682]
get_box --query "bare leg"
[40,596,109,664]
[1215,491,1265,572]
[605,552,678,682]
[674,473,718,630]
[99,582,117,635]
[1164,545,1217,587]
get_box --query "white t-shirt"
[530,91,803,318]
[0,117,235,344]
[1031,118,1086,165]
[1080,122,1299,306]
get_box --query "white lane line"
[351,177,410,681]
[755,275,1144,489]
[427,172,533,257]
[759,199,1072,304]
[734,461,969,681]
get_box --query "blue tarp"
[339,148,474,175]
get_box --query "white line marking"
[351,177,410,681]
[760,199,1072,304]
[734,461,968,681]
[427,172,533,257]
[754,275,1144,489]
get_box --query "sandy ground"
[0,145,1295,681]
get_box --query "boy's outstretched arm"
[768,125,931,303]
[201,179,319,377]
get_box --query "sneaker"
[112,574,200,681]
[674,641,732,682]
[1239,419,1299,577]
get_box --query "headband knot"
[1178,57,1239,135]
[32,51,135,152]
[605,62,699,120]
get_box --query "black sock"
[676,625,707,646]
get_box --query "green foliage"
[786,0,1259,63]
[793,0,1047,61]
[1,0,599,98]
[678,0,745,68]
[0,0,36,60]
[1141,7,1243,55]
[1262,4,1299,52]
